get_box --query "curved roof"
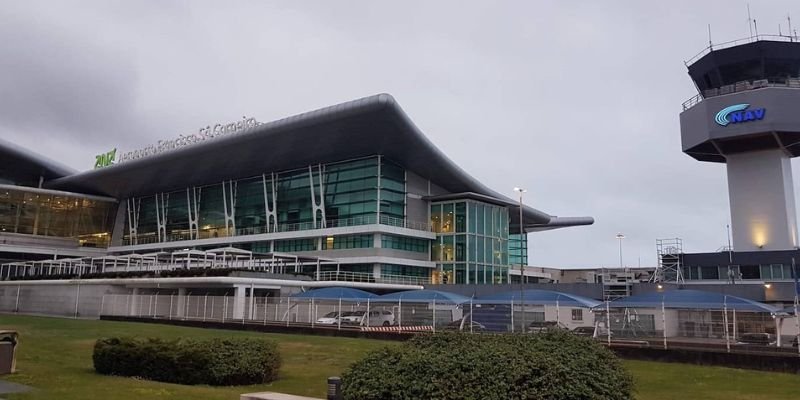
[290,286,377,301]
[374,289,470,304]
[598,289,777,313]
[0,137,75,186]
[477,289,600,308]
[46,94,593,229]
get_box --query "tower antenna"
[747,4,754,39]
[708,24,713,49]
[789,13,795,41]
[754,19,759,37]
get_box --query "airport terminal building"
[0,94,593,285]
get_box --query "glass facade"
[381,264,430,277]
[509,233,528,266]
[431,200,510,284]
[322,234,373,250]
[683,263,796,281]
[0,187,116,247]
[381,234,428,253]
[122,156,407,245]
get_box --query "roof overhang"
[45,94,593,230]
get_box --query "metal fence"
[99,294,603,334]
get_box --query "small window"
[571,309,583,321]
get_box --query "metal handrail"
[684,34,799,66]
[316,270,429,286]
[682,77,800,111]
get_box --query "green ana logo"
[94,148,117,169]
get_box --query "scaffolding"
[653,238,685,284]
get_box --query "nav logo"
[715,103,766,126]
[94,148,117,169]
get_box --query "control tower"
[680,37,800,252]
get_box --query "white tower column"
[726,149,798,251]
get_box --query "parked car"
[572,326,613,338]
[444,318,487,332]
[316,311,340,325]
[339,311,366,325]
[340,310,395,326]
[736,333,776,346]
[527,321,568,333]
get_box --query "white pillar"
[129,288,139,316]
[373,264,381,281]
[233,285,246,320]
[248,283,255,320]
[176,288,186,318]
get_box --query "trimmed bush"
[342,331,634,400]
[93,337,281,385]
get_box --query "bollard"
[327,376,342,400]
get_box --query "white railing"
[122,215,432,246]
[682,77,800,111]
[316,271,430,286]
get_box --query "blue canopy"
[291,287,377,301]
[597,289,777,313]
[776,305,798,316]
[476,289,601,308]
[374,290,470,304]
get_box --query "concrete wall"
[543,304,595,329]
[405,170,430,224]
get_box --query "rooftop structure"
[1,94,593,286]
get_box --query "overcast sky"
[2,1,799,268]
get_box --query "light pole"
[615,233,625,268]
[514,187,526,332]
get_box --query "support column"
[222,180,237,236]
[129,288,140,316]
[155,192,170,242]
[262,172,278,233]
[727,149,798,251]
[176,288,186,318]
[187,187,201,240]
[126,198,141,245]
[373,264,381,281]
[233,285,246,320]
[309,165,326,228]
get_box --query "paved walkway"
[0,379,32,398]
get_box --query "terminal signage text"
[715,103,766,127]
[91,116,259,169]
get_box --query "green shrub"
[93,337,281,385]
[342,331,633,400]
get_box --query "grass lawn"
[1,315,799,400]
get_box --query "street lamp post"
[514,187,526,332]
[615,233,625,268]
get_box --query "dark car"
[527,321,568,333]
[572,326,596,337]
[735,333,776,346]
[444,318,486,332]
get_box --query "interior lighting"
[764,283,772,289]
